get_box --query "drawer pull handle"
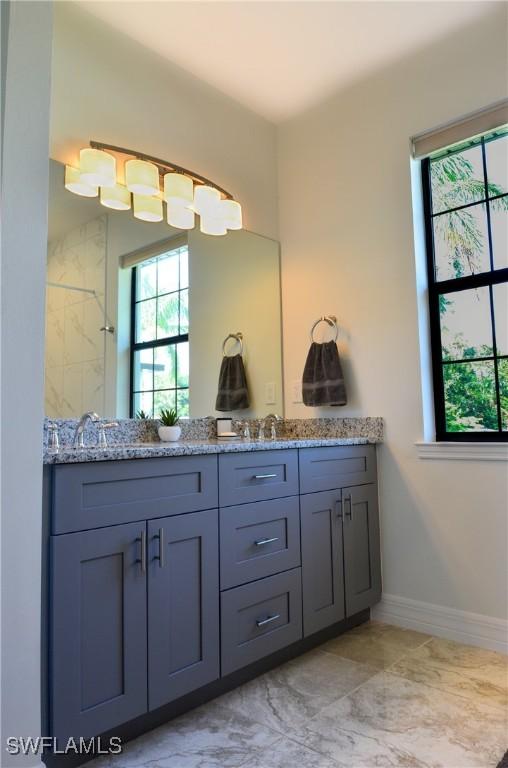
[255,536,279,547]
[253,473,277,480]
[256,614,280,628]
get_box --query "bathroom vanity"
[43,435,381,755]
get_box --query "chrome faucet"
[266,414,282,440]
[73,412,100,448]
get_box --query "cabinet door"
[301,490,345,636]
[342,484,381,615]
[148,510,219,710]
[50,522,147,742]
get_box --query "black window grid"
[423,132,508,441]
[130,248,189,418]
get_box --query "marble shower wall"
[45,216,107,417]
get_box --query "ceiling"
[76,1,497,123]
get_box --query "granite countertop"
[43,435,379,465]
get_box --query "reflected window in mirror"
[131,245,189,418]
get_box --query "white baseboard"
[371,593,508,654]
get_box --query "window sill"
[415,442,508,461]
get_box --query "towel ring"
[310,315,338,343]
[222,332,244,357]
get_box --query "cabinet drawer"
[220,569,302,675]
[52,455,218,534]
[299,445,376,494]
[220,497,301,589]
[219,450,298,507]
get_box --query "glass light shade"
[192,185,221,215]
[133,194,163,222]
[200,211,227,236]
[221,199,243,230]
[167,201,195,230]
[79,148,116,187]
[100,183,131,210]
[163,173,193,205]
[64,165,98,197]
[125,159,160,196]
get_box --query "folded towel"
[216,354,250,411]
[302,340,347,407]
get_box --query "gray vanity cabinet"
[301,490,345,636]
[50,522,148,742]
[147,510,220,710]
[342,484,382,615]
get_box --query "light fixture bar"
[89,140,234,200]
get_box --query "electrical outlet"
[265,381,276,405]
[292,380,302,403]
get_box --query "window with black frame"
[131,245,189,418]
[422,128,508,440]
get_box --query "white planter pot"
[158,425,181,442]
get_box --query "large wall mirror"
[45,160,283,419]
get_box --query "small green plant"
[159,408,179,427]
[136,409,149,419]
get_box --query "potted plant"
[158,408,181,442]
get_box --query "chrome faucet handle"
[47,422,60,452]
[242,421,251,440]
[97,421,119,449]
[257,419,266,441]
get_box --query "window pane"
[440,287,493,360]
[133,348,153,391]
[433,204,490,280]
[136,261,156,300]
[133,391,153,418]
[498,358,508,431]
[157,293,179,338]
[490,202,508,270]
[179,288,189,334]
[154,345,176,389]
[443,360,497,432]
[180,248,189,288]
[177,342,189,388]
[493,283,508,355]
[154,389,176,415]
[136,298,156,343]
[486,134,508,196]
[158,252,179,295]
[177,388,189,417]
[431,145,485,214]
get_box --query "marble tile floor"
[89,621,507,768]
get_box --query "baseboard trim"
[372,593,508,654]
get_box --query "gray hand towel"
[216,354,250,411]
[302,340,347,406]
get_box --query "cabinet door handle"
[336,499,343,520]
[255,536,279,547]
[256,614,280,628]
[156,527,164,568]
[345,493,353,521]
[253,473,277,480]
[136,529,146,573]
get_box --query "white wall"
[1,2,52,765]
[278,6,508,629]
[50,3,278,241]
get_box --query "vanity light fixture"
[64,141,242,236]
[133,194,163,222]
[100,183,131,211]
[64,166,98,197]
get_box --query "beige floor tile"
[87,701,280,768]
[321,620,431,669]
[216,647,378,735]
[289,670,507,768]
[391,636,508,710]
[240,736,338,768]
